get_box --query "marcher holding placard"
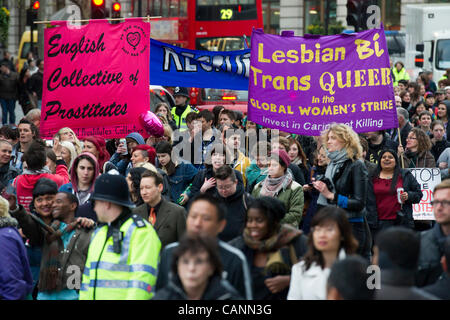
[398,128,436,168]
[313,123,371,260]
[370,149,423,235]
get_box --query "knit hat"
[271,149,291,168]
[424,92,434,99]
[132,144,156,165]
[126,132,145,145]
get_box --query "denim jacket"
[167,161,198,203]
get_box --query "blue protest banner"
[150,39,251,90]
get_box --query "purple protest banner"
[248,28,398,136]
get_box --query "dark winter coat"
[187,167,244,202]
[0,216,33,300]
[10,206,93,293]
[416,224,448,287]
[154,274,242,300]
[0,70,19,100]
[431,140,450,162]
[375,270,438,300]
[423,272,450,300]
[156,240,253,300]
[324,159,368,220]
[213,183,252,242]
[0,163,19,191]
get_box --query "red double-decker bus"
[147,0,263,50]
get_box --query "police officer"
[171,87,198,131]
[79,174,161,300]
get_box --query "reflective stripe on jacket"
[79,215,161,300]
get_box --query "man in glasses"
[417,179,450,287]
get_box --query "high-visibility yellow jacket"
[171,105,198,131]
[79,213,161,300]
[392,67,410,86]
[232,151,251,186]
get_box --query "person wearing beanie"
[229,196,308,300]
[59,152,100,205]
[252,148,304,228]
[12,139,70,214]
[155,140,198,204]
[82,136,109,173]
[106,132,146,176]
[0,196,33,300]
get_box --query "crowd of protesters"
[0,55,450,301]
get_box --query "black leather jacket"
[326,159,368,220]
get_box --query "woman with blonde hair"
[312,123,370,260]
[59,141,77,172]
[53,127,82,155]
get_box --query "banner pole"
[398,127,405,168]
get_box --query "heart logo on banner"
[127,32,141,50]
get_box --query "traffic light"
[91,0,107,19]
[26,1,40,25]
[346,0,363,32]
[112,2,121,19]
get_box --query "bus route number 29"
[220,9,233,20]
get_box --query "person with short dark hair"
[155,141,197,204]
[327,255,374,300]
[223,128,251,185]
[155,193,253,300]
[0,125,19,145]
[195,109,221,170]
[11,118,39,173]
[288,206,358,300]
[219,109,236,127]
[374,227,437,299]
[154,235,242,300]
[392,61,410,87]
[423,236,450,299]
[416,109,433,136]
[12,139,70,214]
[363,130,399,164]
[213,165,253,242]
[133,170,186,248]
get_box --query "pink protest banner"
[40,19,150,139]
